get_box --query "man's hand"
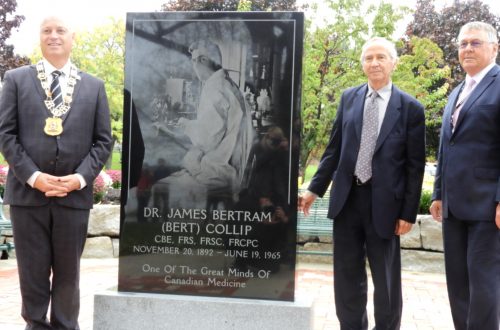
[50,174,81,195]
[34,173,81,197]
[298,191,317,216]
[429,200,443,222]
[34,173,69,197]
[395,219,413,235]
[495,203,500,230]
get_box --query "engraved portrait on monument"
[119,11,303,301]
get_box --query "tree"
[300,0,408,172]
[161,0,297,11]
[72,19,125,151]
[406,0,500,87]
[0,0,29,79]
[162,0,239,11]
[393,37,451,159]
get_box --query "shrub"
[105,169,122,189]
[93,171,111,204]
[419,190,433,214]
[0,165,8,197]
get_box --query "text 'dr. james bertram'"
[143,207,273,222]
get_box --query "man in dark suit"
[299,37,425,330]
[430,21,500,330]
[0,16,112,329]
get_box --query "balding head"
[39,16,75,68]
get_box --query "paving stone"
[1,259,455,329]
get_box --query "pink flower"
[105,169,121,189]
[93,173,108,195]
[0,165,9,186]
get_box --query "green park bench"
[0,196,14,257]
[297,189,333,256]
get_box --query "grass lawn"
[304,165,318,184]
[109,150,121,170]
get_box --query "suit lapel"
[353,84,368,142]
[374,85,401,152]
[453,65,499,133]
[443,84,462,139]
[29,65,51,117]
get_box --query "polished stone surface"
[119,12,304,300]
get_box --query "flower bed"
[0,166,121,204]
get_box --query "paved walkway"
[0,259,453,330]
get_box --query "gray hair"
[39,15,75,34]
[458,21,498,43]
[360,37,398,63]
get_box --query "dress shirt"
[465,61,496,88]
[42,59,73,95]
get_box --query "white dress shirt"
[367,82,392,133]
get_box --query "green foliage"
[300,0,408,172]
[369,1,409,38]
[393,37,451,159]
[93,191,105,204]
[109,151,121,170]
[162,0,297,11]
[303,164,318,184]
[162,0,239,11]
[406,0,500,88]
[302,0,362,172]
[419,189,432,214]
[238,0,252,11]
[71,18,125,143]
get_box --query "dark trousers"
[11,203,89,330]
[443,212,500,330]
[333,183,402,330]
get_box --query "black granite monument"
[119,11,303,301]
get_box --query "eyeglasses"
[458,40,487,49]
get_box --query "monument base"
[93,290,315,330]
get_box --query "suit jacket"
[309,83,426,239]
[433,64,500,221]
[0,64,112,209]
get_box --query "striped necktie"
[50,70,63,107]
